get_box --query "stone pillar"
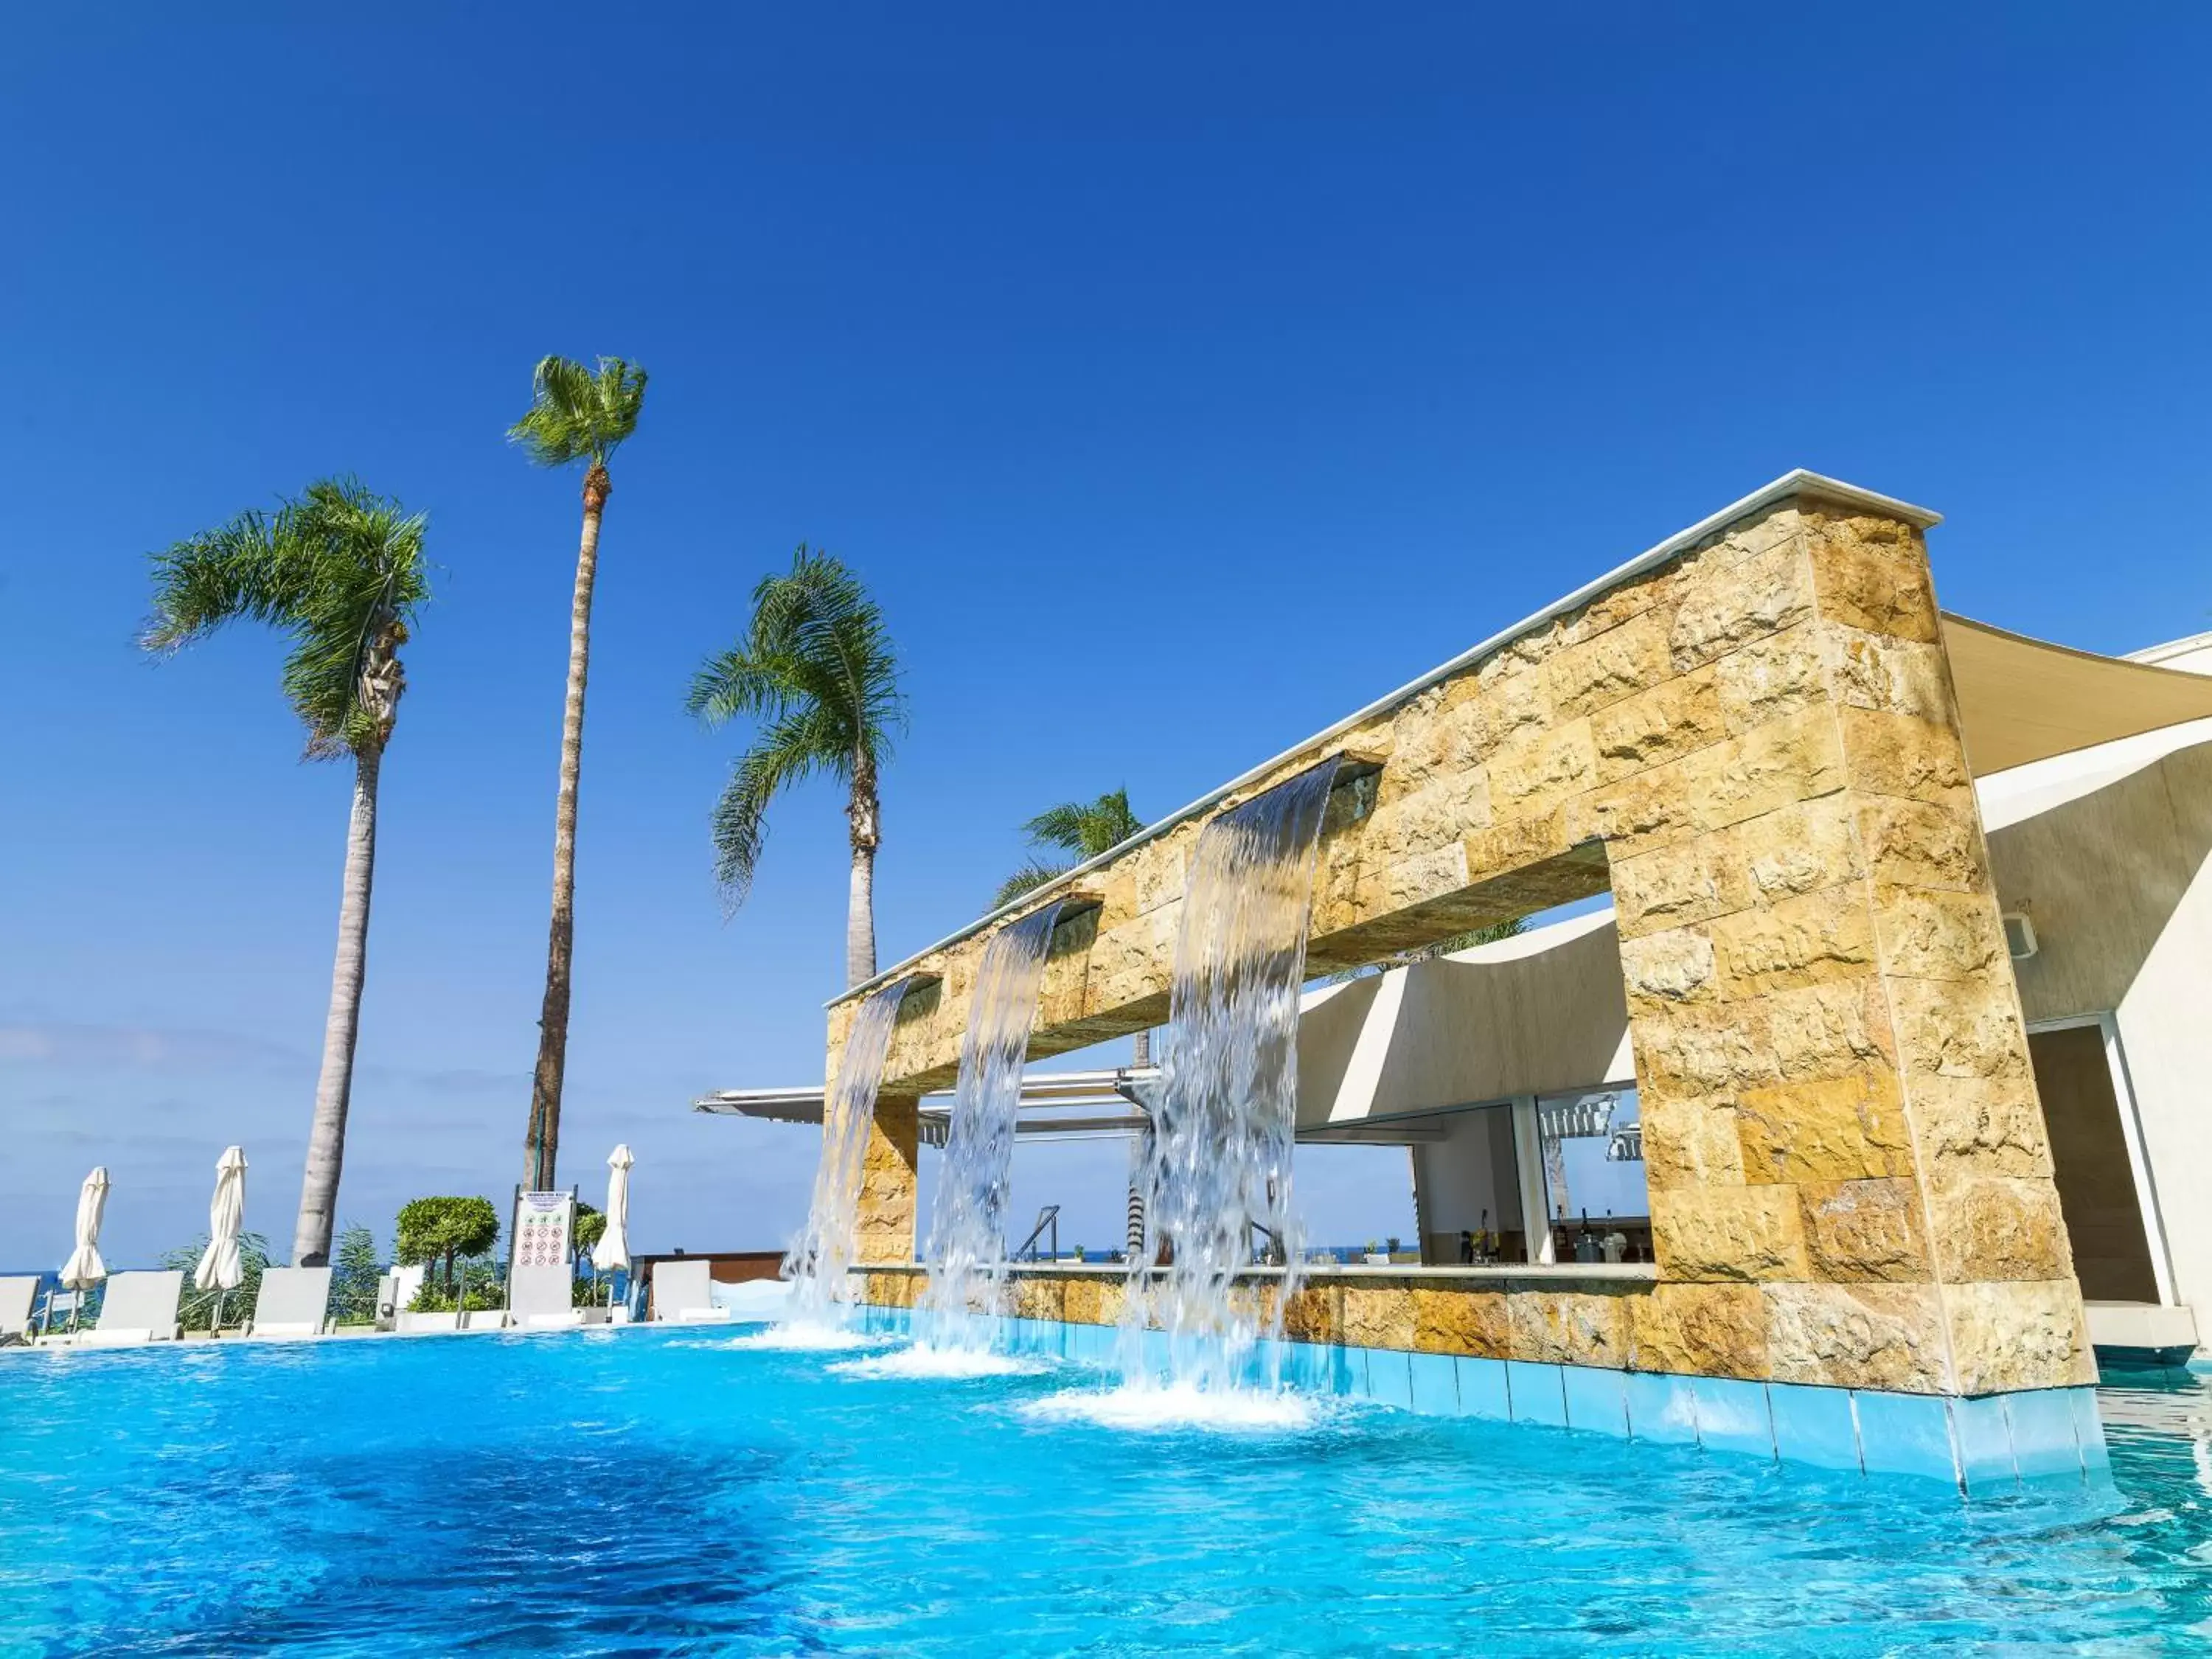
[1612,495,2093,1396]
[855,1092,921,1266]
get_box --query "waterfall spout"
[1124,757,1341,1390]
[920,901,1063,1350]
[784,975,913,1329]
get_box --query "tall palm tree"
[992,788,1144,909]
[686,547,905,987]
[996,788,1147,1060]
[144,480,429,1266]
[509,354,647,1192]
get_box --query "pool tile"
[1562,1366,1630,1438]
[1408,1352,1460,1416]
[1285,1340,1357,1395]
[1624,1371,1700,1446]
[1952,1396,2017,1495]
[1456,1356,1512,1422]
[1767,1382,1860,1474]
[2068,1387,2114,1482]
[1366,1349,1414,1411]
[2005,1389,2084,1485]
[1506,1361,1568,1428]
[1854,1390,1958,1484]
[1691,1377,1775,1461]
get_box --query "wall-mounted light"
[2003,913,2039,961]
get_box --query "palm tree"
[996,788,1147,1060]
[686,547,905,988]
[993,789,1143,908]
[509,354,647,1193]
[144,481,429,1266]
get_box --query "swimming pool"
[4,1329,2210,1655]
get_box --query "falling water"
[782,975,913,1331]
[917,900,1063,1352]
[1122,757,1342,1393]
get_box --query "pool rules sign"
[513,1190,574,1270]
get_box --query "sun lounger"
[79,1270,184,1345]
[651,1259,729,1323]
[0,1277,35,1343]
[248,1267,332,1338]
[509,1264,579,1330]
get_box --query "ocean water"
[2,1332,2210,1655]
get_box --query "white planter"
[396,1311,460,1335]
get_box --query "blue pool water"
[4,1331,2212,1656]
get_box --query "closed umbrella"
[592,1144,632,1307]
[59,1166,109,1335]
[195,1145,248,1330]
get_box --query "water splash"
[1018,1380,1320,1433]
[832,1344,1047,1381]
[782,975,913,1328]
[919,901,1063,1350]
[1121,757,1340,1393]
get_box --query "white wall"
[1984,733,2212,1314]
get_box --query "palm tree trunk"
[846,765,880,990]
[292,744,380,1267]
[525,465,608,1192]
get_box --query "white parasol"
[591,1144,633,1276]
[194,1145,248,1303]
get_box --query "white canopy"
[60,1166,109,1291]
[591,1144,633,1273]
[195,1145,247,1293]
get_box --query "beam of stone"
[828,478,2096,1399]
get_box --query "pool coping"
[855,1302,2112,1497]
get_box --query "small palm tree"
[144,481,429,1266]
[996,788,1147,1060]
[993,789,1143,908]
[686,547,905,987]
[509,354,647,1192]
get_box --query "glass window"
[1535,1086,1651,1265]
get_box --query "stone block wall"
[834,481,2093,1397]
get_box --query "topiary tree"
[395,1197,500,1294]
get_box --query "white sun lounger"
[248,1267,333,1338]
[651,1259,729,1323]
[0,1277,35,1343]
[509,1264,581,1329]
[80,1270,184,1345]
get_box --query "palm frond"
[1021,787,1144,860]
[691,546,904,913]
[144,479,431,759]
[993,859,1071,910]
[709,705,844,911]
[508,355,647,470]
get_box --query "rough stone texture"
[1798,1178,1931,1282]
[1341,1284,1419,1350]
[1734,1068,1913,1186]
[853,1094,919,1266]
[824,487,2090,1399]
[1627,1282,1770,1380]
[1411,1285,1512,1358]
[1924,1174,2075,1283]
[1510,1286,1634,1367]
[1650,1185,1812,1282]
[1944,1280,2097,1394]
[1763,1281,1947,1392]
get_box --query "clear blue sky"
[4,6,2208,1269]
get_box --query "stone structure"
[823,472,2095,1401]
